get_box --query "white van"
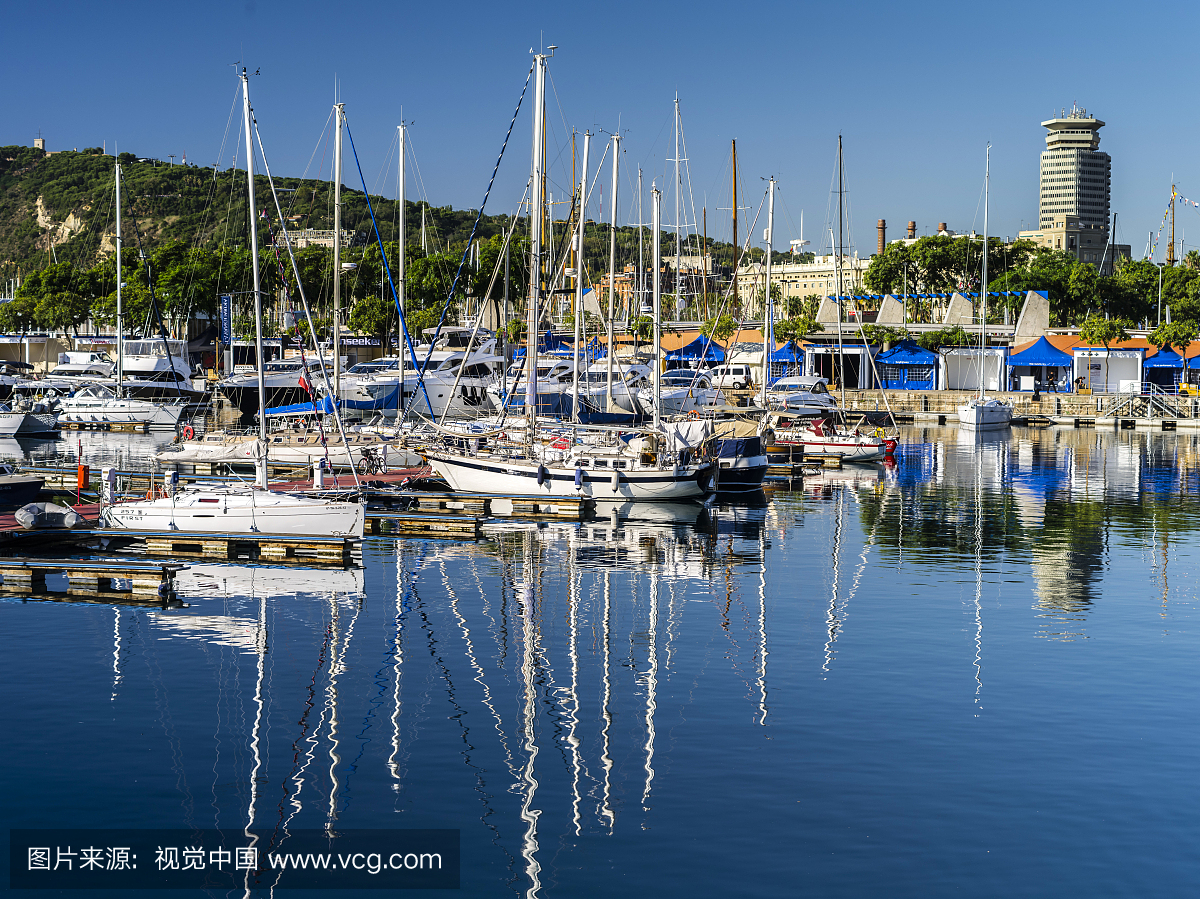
[710,363,754,389]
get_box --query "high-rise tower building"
[1038,105,1111,237]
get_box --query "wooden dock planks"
[0,558,186,600]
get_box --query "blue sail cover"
[264,394,338,416]
[1006,336,1074,368]
[875,341,938,390]
[666,335,726,363]
[1143,347,1185,369]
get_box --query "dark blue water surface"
[5,425,1200,897]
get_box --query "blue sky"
[5,0,1198,261]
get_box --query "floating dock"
[0,558,186,601]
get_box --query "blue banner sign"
[219,295,232,345]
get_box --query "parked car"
[710,364,754,390]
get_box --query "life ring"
[873,427,885,439]
[181,425,195,441]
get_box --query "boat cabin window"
[594,459,609,468]
[199,498,220,504]
[612,460,627,469]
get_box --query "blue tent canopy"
[770,342,803,363]
[1006,336,1074,368]
[875,341,938,390]
[666,335,726,363]
[1144,347,1185,369]
[876,342,938,366]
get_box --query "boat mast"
[835,135,846,410]
[731,139,739,312]
[115,158,123,395]
[606,133,620,407]
[526,49,549,435]
[241,67,269,490]
[673,97,681,319]
[397,122,406,414]
[637,167,644,321]
[652,186,662,432]
[980,144,989,400]
[761,177,775,410]
[332,102,344,401]
[571,131,590,423]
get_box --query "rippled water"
[5,425,1200,897]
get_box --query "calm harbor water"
[5,424,1200,896]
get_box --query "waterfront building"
[736,254,870,313]
[1019,214,1130,271]
[1035,105,1111,237]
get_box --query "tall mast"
[241,67,268,489]
[571,131,590,423]
[115,159,123,394]
[835,135,846,409]
[526,49,549,432]
[980,144,989,400]
[731,139,739,311]
[652,186,662,432]
[673,97,682,317]
[1168,183,1177,267]
[637,167,644,321]
[397,122,406,412]
[606,133,620,407]
[761,177,775,410]
[332,102,344,400]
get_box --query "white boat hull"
[102,489,364,538]
[957,399,1013,430]
[780,436,890,462]
[424,450,712,501]
[60,399,185,430]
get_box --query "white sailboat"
[423,53,712,501]
[102,68,365,539]
[58,160,198,429]
[958,145,1013,431]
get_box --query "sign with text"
[219,295,232,345]
[10,829,459,890]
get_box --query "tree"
[347,294,396,347]
[1079,313,1132,391]
[0,292,37,335]
[775,316,824,343]
[36,291,91,335]
[1147,320,1197,354]
[915,326,972,352]
[701,313,737,343]
[858,324,909,346]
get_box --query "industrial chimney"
[937,222,947,234]
[907,221,916,239]
[877,219,886,255]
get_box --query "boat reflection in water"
[20,422,1200,896]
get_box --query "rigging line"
[125,211,185,397]
[212,83,243,187]
[252,115,363,489]
[346,63,532,421]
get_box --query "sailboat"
[57,160,194,431]
[423,53,713,501]
[102,68,365,539]
[957,146,1013,431]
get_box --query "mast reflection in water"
[10,425,1200,896]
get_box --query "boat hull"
[59,399,185,430]
[424,451,712,502]
[957,400,1013,430]
[102,491,364,538]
